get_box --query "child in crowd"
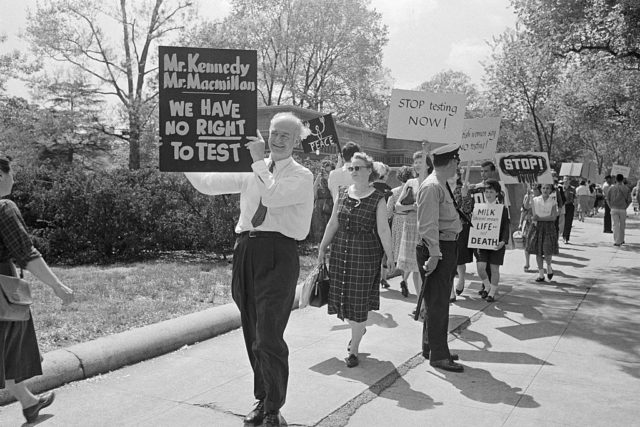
[475,179,510,302]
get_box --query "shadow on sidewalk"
[309,355,439,411]
[429,365,539,408]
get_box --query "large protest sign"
[159,46,257,172]
[301,114,340,153]
[387,89,466,144]
[460,117,501,162]
[610,164,631,178]
[495,152,554,185]
[468,203,504,249]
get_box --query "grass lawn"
[29,254,318,353]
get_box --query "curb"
[0,286,305,405]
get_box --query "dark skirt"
[456,222,474,265]
[0,262,43,388]
[526,221,559,256]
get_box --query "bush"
[11,165,239,264]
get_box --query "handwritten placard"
[158,46,257,172]
[301,114,340,153]
[468,203,504,249]
[460,117,501,162]
[610,164,630,178]
[387,89,466,143]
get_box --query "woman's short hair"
[0,155,12,174]
[373,161,389,180]
[396,166,414,183]
[412,151,423,161]
[483,178,502,193]
[351,152,377,182]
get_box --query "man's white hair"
[271,112,311,141]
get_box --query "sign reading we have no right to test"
[387,89,466,144]
[158,46,257,172]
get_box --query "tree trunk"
[128,112,141,170]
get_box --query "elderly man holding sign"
[185,112,313,427]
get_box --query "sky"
[0,0,517,96]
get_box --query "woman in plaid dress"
[0,155,74,423]
[318,153,393,368]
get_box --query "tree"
[484,29,562,157]
[182,0,390,131]
[552,57,640,174]
[512,0,640,66]
[417,70,490,118]
[25,0,194,169]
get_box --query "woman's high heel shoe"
[400,281,409,297]
[455,286,464,296]
[547,273,554,280]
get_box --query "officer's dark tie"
[251,161,275,227]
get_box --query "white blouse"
[533,195,555,217]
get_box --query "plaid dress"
[0,200,43,388]
[328,188,384,322]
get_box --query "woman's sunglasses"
[347,166,370,172]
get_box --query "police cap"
[431,143,461,162]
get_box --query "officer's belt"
[438,230,459,241]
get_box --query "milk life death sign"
[159,46,257,172]
[495,152,554,185]
[301,114,340,153]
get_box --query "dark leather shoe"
[430,358,464,372]
[345,354,359,368]
[264,411,281,426]
[450,353,459,361]
[23,391,55,423]
[244,400,265,425]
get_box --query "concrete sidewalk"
[1,211,639,426]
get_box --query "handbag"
[399,186,415,205]
[309,263,330,307]
[0,268,32,321]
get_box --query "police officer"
[416,143,464,372]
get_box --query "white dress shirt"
[185,157,314,241]
[328,164,354,202]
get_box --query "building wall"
[258,105,415,166]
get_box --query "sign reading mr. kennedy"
[301,114,340,153]
[159,46,257,172]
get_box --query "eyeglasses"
[347,166,370,172]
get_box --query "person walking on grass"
[527,183,559,283]
[318,152,394,368]
[475,179,510,303]
[185,112,314,427]
[0,155,74,424]
[606,174,632,247]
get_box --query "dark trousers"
[416,240,458,362]
[604,202,612,232]
[563,203,575,241]
[231,233,300,412]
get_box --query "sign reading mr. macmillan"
[300,114,340,153]
[495,152,554,185]
[159,46,257,172]
[387,89,466,144]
